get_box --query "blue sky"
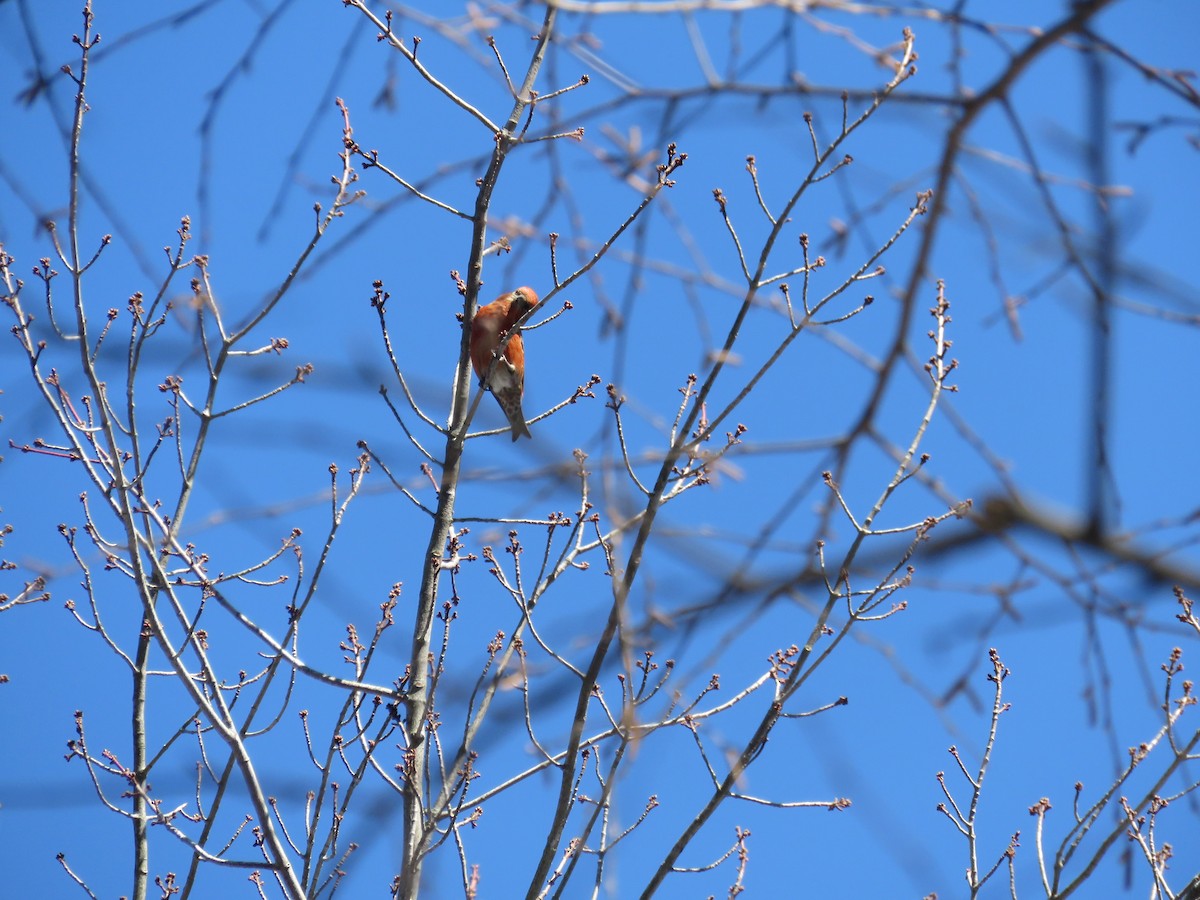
[2,1,1199,897]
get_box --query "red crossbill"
[469,286,539,440]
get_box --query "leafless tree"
[2,1,1198,898]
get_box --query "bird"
[469,286,539,440]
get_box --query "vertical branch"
[61,7,154,897]
[396,9,558,898]
[131,628,150,900]
[933,650,1014,899]
[1082,29,1116,539]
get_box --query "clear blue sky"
[2,1,1198,897]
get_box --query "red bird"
[470,286,539,440]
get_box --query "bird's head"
[509,286,539,319]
